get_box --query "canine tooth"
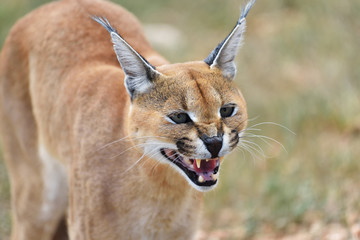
[206,159,209,162]
[219,157,224,163]
[196,159,201,168]
[211,173,218,181]
[198,175,204,183]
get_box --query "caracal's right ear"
[204,0,256,80]
[92,17,161,100]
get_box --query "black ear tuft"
[92,16,160,99]
[204,39,226,66]
[204,0,256,79]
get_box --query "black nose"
[201,135,223,158]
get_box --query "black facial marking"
[228,130,240,148]
[176,137,196,155]
[179,137,192,142]
[230,131,239,143]
[176,140,196,150]
[176,144,195,156]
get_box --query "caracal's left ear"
[204,0,256,80]
[92,17,161,100]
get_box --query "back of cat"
[0,0,255,239]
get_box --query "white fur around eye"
[187,112,198,122]
[231,106,238,117]
[165,116,177,124]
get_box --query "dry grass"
[1,0,359,239]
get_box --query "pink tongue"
[193,159,217,173]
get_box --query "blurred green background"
[0,0,359,239]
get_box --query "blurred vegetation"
[0,0,359,239]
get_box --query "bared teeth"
[219,156,224,163]
[211,173,219,181]
[198,175,205,183]
[206,159,209,162]
[195,159,201,168]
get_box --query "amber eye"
[169,112,192,124]
[220,106,235,118]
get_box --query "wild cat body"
[0,0,254,239]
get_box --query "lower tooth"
[184,158,192,165]
[211,173,218,181]
[198,175,204,183]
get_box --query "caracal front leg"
[67,155,130,240]
[0,117,68,240]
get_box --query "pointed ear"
[92,17,160,99]
[204,0,256,80]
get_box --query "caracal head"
[94,0,255,192]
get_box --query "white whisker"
[97,135,172,152]
[243,133,287,153]
[240,127,261,132]
[247,121,296,135]
[240,139,266,157]
[142,150,163,169]
[149,152,166,175]
[237,142,259,162]
[122,148,160,174]
[109,142,165,159]
[122,151,147,174]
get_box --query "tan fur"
[0,0,249,239]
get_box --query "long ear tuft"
[204,0,256,79]
[92,16,160,100]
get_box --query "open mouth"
[160,148,221,187]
